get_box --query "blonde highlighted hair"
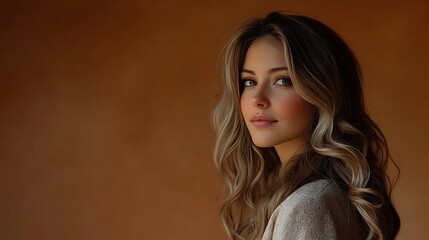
[212,12,400,240]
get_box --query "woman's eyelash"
[240,77,292,87]
[241,78,256,87]
[275,77,293,86]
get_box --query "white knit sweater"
[262,179,363,240]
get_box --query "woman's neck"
[274,137,306,165]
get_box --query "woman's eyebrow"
[241,67,288,74]
[241,69,255,74]
[268,67,288,73]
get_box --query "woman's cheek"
[277,95,310,117]
[240,95,252,119]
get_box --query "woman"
[212,12,400,239]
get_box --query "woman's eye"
[242,79,256,87]
[275,77,292,87]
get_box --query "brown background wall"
[0,0,428,239]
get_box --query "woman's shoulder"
[271,179,352,226]
[282,179,345,208]
[262,179,363,240]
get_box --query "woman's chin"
[252,141,275,148]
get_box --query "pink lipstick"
[250,115,277,128]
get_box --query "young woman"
[212,12,400,240]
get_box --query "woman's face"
[240,36,313,160]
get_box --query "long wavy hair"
[212,12,400,240]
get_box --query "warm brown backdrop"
[1,0,428,239]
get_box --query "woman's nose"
[251,87,270,108]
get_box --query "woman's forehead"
[243,36,287,71]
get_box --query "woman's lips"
[250,115,277,128]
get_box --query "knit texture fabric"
[262,179,363,240]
